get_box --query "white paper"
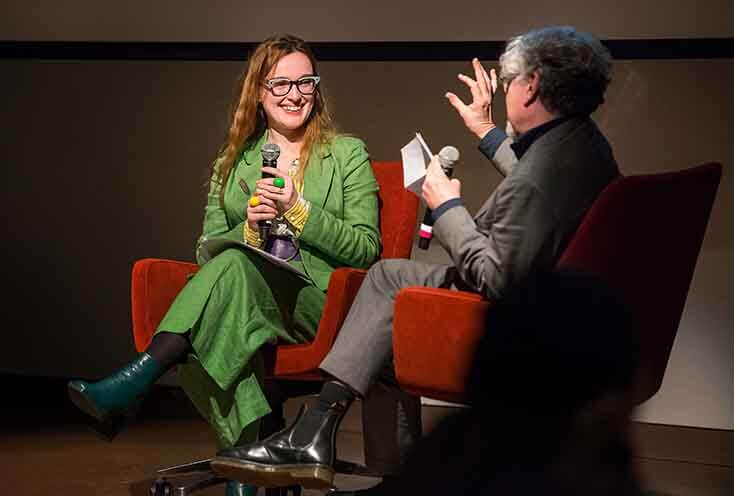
[198,236,308,279]
[400,132,433,196]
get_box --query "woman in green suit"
[67,33,380,466]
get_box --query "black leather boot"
[210,400,349,490]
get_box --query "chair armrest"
[393,287,489,404]
[272,267,368,377]
[131,258,199,352]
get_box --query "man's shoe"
[211,401,349,490]
[67,352,163,440]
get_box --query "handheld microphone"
[418,145,460,250]
[259,143,280,242]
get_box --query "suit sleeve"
[298,141,381,269]
[432,176,556,299]
[479,128,518,177]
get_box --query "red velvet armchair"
[393,163,722,406]
[131,161,418,495]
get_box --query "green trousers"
[157,248,325,447]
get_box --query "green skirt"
[156,247,325,448]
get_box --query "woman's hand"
[422,155,462,210]
[246,193,278,231]
[445,58,498,139]
[256,166,299,213]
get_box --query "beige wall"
[2,56,733,429]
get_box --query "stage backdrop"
[1,2,733,430]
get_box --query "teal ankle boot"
[67,353,164,439]
[225,480,258,496]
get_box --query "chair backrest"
[556,162,722,404]
[266,161,419,377]
[372,161,420,260]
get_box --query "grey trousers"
[320,258,455,474]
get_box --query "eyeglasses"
[263,76,321,96]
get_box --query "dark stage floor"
[1,374,731,495]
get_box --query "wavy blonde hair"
[213,34,336,204]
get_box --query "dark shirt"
[480,116,572,161]
[433,117,569,224]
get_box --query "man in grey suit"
[212,26,620,492]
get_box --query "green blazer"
[196,133,381,291]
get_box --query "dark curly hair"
[499,26,612,116]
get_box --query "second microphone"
[418,145,460,250]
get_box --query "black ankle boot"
[67,352,164,440]
[210,400,350,490]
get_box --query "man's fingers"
[457,73,483,104]
[445,92,468,113]
[427,155,443,173]
[425,156,446,183]
[489,68,498,95]
[480,65,492,97]
[472,58,490,101]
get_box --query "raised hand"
[445,58,498,139]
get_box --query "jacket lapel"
[303,142,334,209]
[240,133,268,193]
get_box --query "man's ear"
[524,71,540,107]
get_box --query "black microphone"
[260,143,280,242]
[418,145,460,250]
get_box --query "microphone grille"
[262,143,281,162]
[438,145,460,169]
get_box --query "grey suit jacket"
[433,116,619,299]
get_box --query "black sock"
[145,331,192,370]
[315,380,357,412]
